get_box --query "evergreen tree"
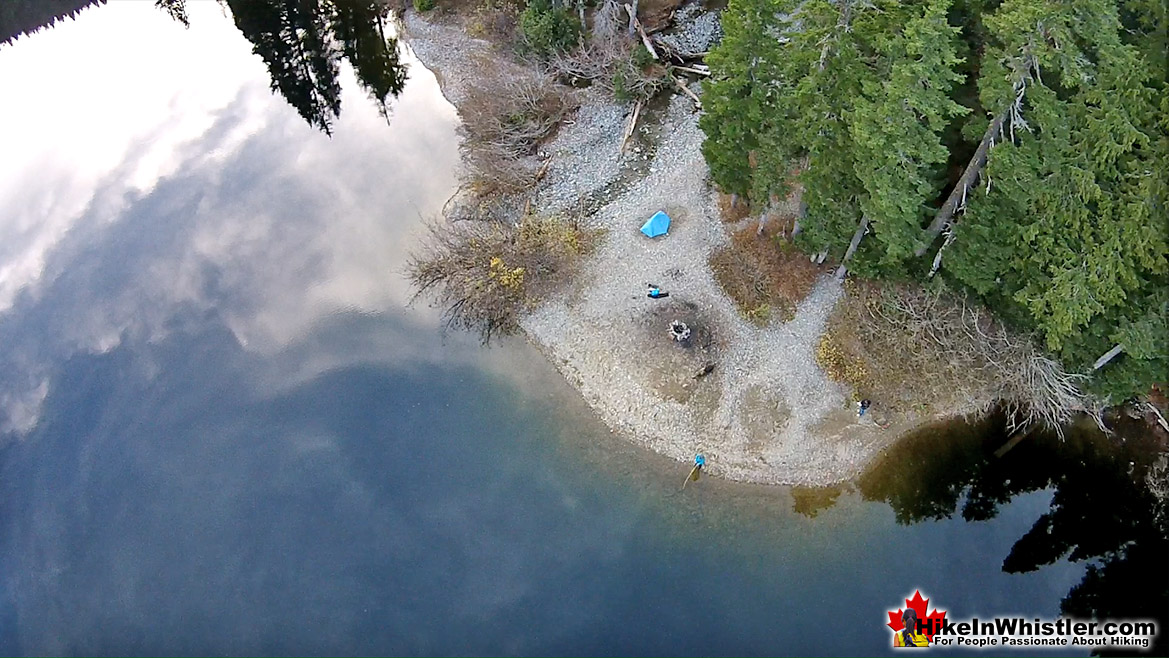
[702,0,1167,400]
[0,0,106,46]
[785,0,878,265]
[950,0,1167,397]
[329,0,406,120]
[699,0,790,201]
[849,0,969,268]
[224,0,343,135]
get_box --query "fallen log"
[834,216,871,280]
[619,100,642,153]
[1092,343,1125,371]
[994,425,1038,459]
[916,106,1009,257]
[623,4,659,60]
[674,76,702,110]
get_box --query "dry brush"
[824,283,1101,434]
[407,215,601,342]
[458,67,577,199]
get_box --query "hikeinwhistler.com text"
[921,616,1157,650]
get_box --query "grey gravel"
[533,91,626,216]
[405,11,899,486]
[401,13,528,107]
[655,2,722,58]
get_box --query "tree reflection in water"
[1,0,408,136]
[856,414,1168,656]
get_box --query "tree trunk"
[758,194,778,235]
[927,230,955,278]
[834,216,870,280]
[792,199,807,237]
[1092,343,1125,371]
[627,0,637,36]
[916,107,1010,257]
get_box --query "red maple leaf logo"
[887,590,947,642]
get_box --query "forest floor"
[401,6,977,485]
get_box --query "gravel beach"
[403,10,900,485]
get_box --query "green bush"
[413,0,436,12]
[611,68,631,103]
[519,0,580,57]
[630,43,653,69]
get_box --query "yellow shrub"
[488,256,525,291]
[816,333,868,389]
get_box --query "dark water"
[0,4,1164,656]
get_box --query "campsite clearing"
[406,11,919,486]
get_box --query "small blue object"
[694,454,705,467]
[640,210,671,238]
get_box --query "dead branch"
[672,65,711,76]
[674,76,702,109]
[459,71,577,196]
[620,100,642,153]
[1148,452,1169,524]
[928,226,956,277]
[408,216,600,343]
[854,285,1096,434]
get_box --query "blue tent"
[640,210,671,238]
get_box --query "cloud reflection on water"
[0,2,462,435]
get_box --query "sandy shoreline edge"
[401,11,947,486]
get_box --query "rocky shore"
[402,8,904,485]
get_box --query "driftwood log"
[619,100,642,153]
[623,4,659,60]
[674,76,702,110]
[834,216,871,280]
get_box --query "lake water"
[0,4,1163,656]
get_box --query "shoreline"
[401,9,956,486]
